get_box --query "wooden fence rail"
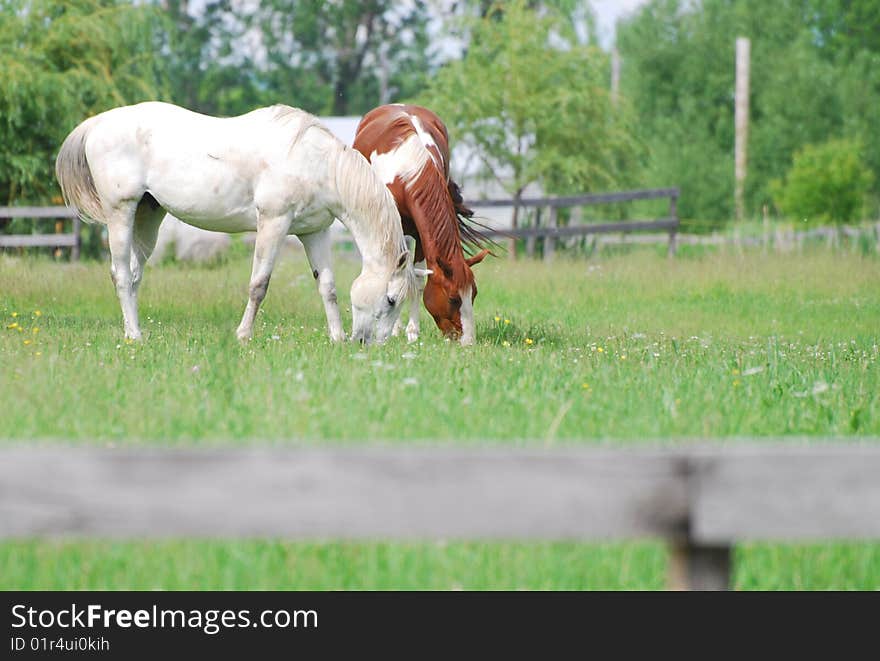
[0,206,81,260]
[468,187,680,259]
[1,444,878,590]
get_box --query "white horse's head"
[350,247,413,345]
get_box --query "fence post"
[526,208,539,258]
[667,193,678,257]
[544,207,557,262]
[54,218,64,259]
[71,215,82,261]
[668,542,732,590]
[571,206,583,253]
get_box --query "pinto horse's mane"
[446,179,500,257]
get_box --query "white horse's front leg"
[300,229,345,342]
[405,259,428,343]
[236,214,291,341]
[106,208,141,340]
[391,316,405,337]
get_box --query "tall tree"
[158,0,262,117]
[243,0,434,116]
[617,0,880,224]
[419,0,639,218]
[0,0,169,205]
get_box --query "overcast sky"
[592,0,649,48]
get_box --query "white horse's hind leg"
[105,207,141,340]
[300,229,345,342]
[236,214,292,341]
[129,203,166,311]
[405,259,427,343]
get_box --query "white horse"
[55,101,419,344]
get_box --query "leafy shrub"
[772,138,874,225]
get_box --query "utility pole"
[378,42,390,105]
[734,37,750,222]
[611,48,621,107]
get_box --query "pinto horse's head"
[422,249,490,345]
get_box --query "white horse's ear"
[414,267,433,277]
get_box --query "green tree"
[617,0,880,226]
[0,0,168,206]
[772,138,874,225]
[158,0,264,117]
[243,0,434,115]
[419,1,638,230]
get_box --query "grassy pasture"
[1,247,879,589]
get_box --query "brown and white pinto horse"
[353,104,491,345]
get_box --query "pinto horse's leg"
[105,206,141,340]
[405,258,428,343]
[300,229,345,342]
[236,214,292,342]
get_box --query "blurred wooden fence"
[2,443,879,590]
[591,222,880,253]
[468,187,681,259]
[2,201,877,262]
[0,206,81,260]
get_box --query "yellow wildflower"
[502,341,510,347]
[6,322,18,330]
[32,327,39,335]
[525,338,534,345]
[11,312,18,318]
[504,319,510,325]
[494,315,501,322]
[23,339,32,345]
[34,310,42,316]
[597,347,604,353]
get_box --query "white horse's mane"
[333,141,408,266]
[267,105,326,155]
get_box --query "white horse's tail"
[334,144,406,263]
[55,116,105,224]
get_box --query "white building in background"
[152,115,516,262]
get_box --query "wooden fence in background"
[468,187,680,259]
[2,443,878,590]
[0,206,81,260]
[3,197,877,262]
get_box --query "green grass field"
[1,247,879,589]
